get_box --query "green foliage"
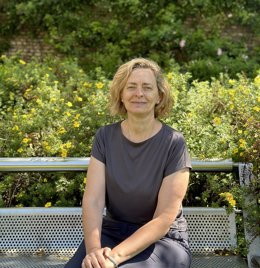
[166,69,260,250]
[0,56,259,255]
[0,56,259,206]
[0,55,114,207]
[167,71,260,167]
[0,55,113,158]
[0,0,259,80]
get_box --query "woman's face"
[121,68,160,118]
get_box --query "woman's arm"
[81,156,108,267]
[108,168,190,265]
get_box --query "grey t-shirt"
[91,122,191,230]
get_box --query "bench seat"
[0,207,248,268]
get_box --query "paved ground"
[0,254,248,268]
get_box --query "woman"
[65,58,192,268]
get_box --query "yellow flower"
[228,79,236,85]
[228,89,235,97]
[75,113,80,119]
[19,59,26,65]
[232,148,238,154]
[73,121,80,128]
[213,117,222,126]
[65,111,71,117]
[45,146,51,152]
[253,106,260,112]
[254,75,260,86]
[95,82,104,89]
[83,177,87,184]
[167,72,174,81]
[36,99,43,106]
[219,192,236,207]
[42,141,49,146]
[12,125,19,131]
[42,142,52,153]
[61,148,68,158]
[44,202,52,208]
[238,130,243,134]
[239,139,247,148]
[58,127,66,134]
[17,148,24,153]
[257,97,260,102]
[22,138,30,144]
[67,101,73,107]
[76,96,83,102]
[83,82,92,88]
[65,142,72,149]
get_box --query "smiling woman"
[109,58,173,118]
[121,68,160,119]
[65,58,192,268]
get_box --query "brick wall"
[5,30,57,60]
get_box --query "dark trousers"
[65,218,191,268]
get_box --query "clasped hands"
[81,247,117,268]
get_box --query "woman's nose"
[135,87,144,97]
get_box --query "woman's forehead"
[127,68,156,81]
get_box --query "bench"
[0,207,247,268]
[0,157,258,267]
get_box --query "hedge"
[0,55,259,254]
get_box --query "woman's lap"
[120,237,191,267]
[65,218,191,268]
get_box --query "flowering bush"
[168,72,260,166]
[167,70,260,247]
[0,55,113,207]
[0,57,259,242]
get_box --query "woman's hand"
[81,247,115,268]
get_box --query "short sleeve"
[164,131,192,177]
[91,127,106,164]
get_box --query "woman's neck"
[123,116,160,143]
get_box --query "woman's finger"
[103,247,111,258]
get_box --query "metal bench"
[0,206,247,268]
[0,157,258,268]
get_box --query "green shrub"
[0,55,113,207]
[0,55,259,204]
[0,1,259,80]
[0,56,259,252]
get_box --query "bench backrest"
[0,207,237,256]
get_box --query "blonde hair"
[109,58,173,118]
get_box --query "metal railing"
[0,157,239,172]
